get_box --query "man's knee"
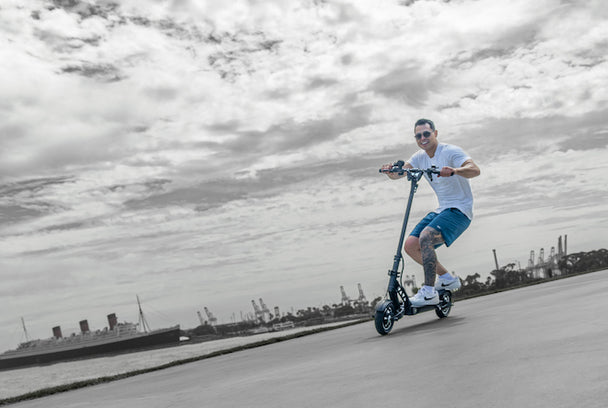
[419,227,443,247]
[404,236,420,255]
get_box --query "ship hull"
[0,326,180,371]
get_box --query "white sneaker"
[435,274,461,291]
[410,285,439,307]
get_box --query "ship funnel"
[79,320,90,334]
[52,326,63,339]
[107,313,117,330]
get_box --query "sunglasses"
[415,131,433,140]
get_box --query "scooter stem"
[390,174,419,274]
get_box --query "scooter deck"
[405,290,453,315]
[406,304,441,315]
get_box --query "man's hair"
[414,118,435,131]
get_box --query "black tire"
[374,300,395,335]
[435,291,452,318]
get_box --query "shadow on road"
[359,315,467,343]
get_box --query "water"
[0,322,351,400]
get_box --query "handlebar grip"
[379,160,405,173]
[427,167,454,178]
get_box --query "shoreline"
[0,319,368,406]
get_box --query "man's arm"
[443,159,480,179]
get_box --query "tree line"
[455,248,608,298]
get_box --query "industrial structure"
[526,235,568,278]
[197,307,218,326]
[251,299,263,322]
[205,307,217,325]
[259,298,271,320]
[339,283,370,306]
[357,283,367,304]
[403,275,417,292]
[251,298,272,323]
[340,286,351,305]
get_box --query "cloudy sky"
[1,0,607,351]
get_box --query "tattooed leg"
[418,227,446,287]
[404,235,449,276]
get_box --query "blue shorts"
[409,208,471,247]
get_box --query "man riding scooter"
[381,118,480,307]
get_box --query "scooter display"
[375,161,453,335]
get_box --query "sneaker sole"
[435,282,461,291]
[410,299,440,307]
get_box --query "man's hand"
[380,163,404,180]
[438,166,455,177]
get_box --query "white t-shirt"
[407,143,474,219]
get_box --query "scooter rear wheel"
[374,300,396,335]
[435,291,452,318]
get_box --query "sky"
[1,0,607,351]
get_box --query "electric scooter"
[374,161,453,335]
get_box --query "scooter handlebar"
[379,163,444,181]
[379,163,441,176]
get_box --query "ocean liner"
[0,297,181,370]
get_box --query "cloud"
[369,67,435,106]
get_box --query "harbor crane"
[251,299,265,322]
[340,285,351,305]
[357,283,367,303]
[204,307,217,326]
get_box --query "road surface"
[11,270,608,408]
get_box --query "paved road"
[12,270,608,408]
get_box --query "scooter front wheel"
[374,300,396,335]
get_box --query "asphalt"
[10,270,608,408]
